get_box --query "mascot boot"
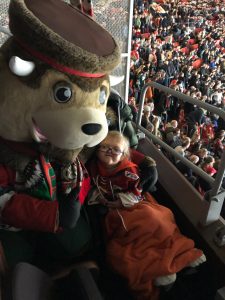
[0,0,120,272]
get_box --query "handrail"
[136,82,225,198]
[136,124,215,185]
[137,82,225,125]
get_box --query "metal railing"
[136,82,225,209]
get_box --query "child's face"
[97,136,125,167]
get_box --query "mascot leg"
[0,230,35,270]
[0,216,92,271]
[38,215,92,261]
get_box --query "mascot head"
[0,0,120,156]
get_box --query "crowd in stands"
[129,0,225,197]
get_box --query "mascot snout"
[81,123,102,135]
[32,107,108,149]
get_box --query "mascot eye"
[53,82,72,103]
[99,87,107,105]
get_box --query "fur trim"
[9,0,121,75]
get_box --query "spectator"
[141,105,154,128]
[175,137,191,158]
[196,148,208,165]
[213,130,225,158]
[201,156,217,176]
[186,108,206,137]
[176,154,199,185]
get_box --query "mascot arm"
[1,193,59,232]
[0,181,92,232]
[2,185,90,232]
[0,160,91,232]
[58,172,91,229]
[58,187,81,229]
[130,149,158,193]
[0,164,58,232]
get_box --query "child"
[87,131,143,208]
[87,131,206,300]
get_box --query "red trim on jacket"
[79,176,91,204]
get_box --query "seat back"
[12,263,52,300]
[12,262,103,300]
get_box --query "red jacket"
[87,157,143,206]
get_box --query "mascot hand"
[139,156,158,193]
[59,187,81,229]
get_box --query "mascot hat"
[8,0,120,78]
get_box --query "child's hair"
[102,130,130,158]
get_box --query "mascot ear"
[9,56,35,76]
[109,75,125,87]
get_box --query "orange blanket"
[104,193,202,300]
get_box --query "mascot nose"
[82,123,102,135]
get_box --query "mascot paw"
[154,273,177,286]
[188,253,206,268]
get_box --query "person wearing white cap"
[141,105,155,129]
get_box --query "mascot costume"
[0,0,121,271]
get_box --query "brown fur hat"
[8,0,120,78]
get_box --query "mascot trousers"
[0,215,92,269]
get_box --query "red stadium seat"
[192,58,203,69]
[187,39,196,45]
[180,47,189,54]
[141,33,150,39]
[190,44,199,50]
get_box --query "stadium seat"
[192,58,203,69]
